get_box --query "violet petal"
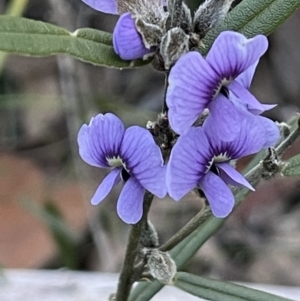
[229,80,264,114]
[258,116,280,148]
[216,163,254,191]
[77,113,125,168]
[199,171,235,218]
[82,0,118,14]
[206,31,268,79]
[167,51,217,135]
[113,13,151,60]
[117,177,145,224]
[235,61,259,89]
[207,94,243,142]
[120,126,167,198]
[229,80,275,114]
[91,168,122,205]
[227,114,266,158]
[167,127,212,200]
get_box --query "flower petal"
[117,177,145,224]
[236,61,259,89]
[82,0,118,14]
[204,110,266,159]
[206,31,268,79]
[167,127,212,200]
[207,94,243,142]
[258,116,280,148]
[113,13,151,60]
[216,163,254,190]
[91,168,122,205]
[77,113,125,168]
[167,51,217,135]
[199,171,234,218]
[229,80,274,114]
[120,126,167,198]
[227,114,267,158]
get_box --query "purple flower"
[82,0,166,60]
[82,0,118,14]
[78,113,167,224]
[166,31,275,139]
[113,13,150,60]
[166,112,278,218]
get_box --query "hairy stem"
[159,205,211,252]
[115,192,153,301]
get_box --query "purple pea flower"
[166,112,279,218]
[166,31,275,140]
[82,0,167,60]
[77,113,167,224]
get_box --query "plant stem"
[159,205,211,252]
[115,192,153,301]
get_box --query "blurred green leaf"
[282,154,300,177]
[0,16,150,68]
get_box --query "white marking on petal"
[106,156,129,172]
[106,156,123,167]
[212,78,233,98]
[205,152,231,173]
[214,152,231,162]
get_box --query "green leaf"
[174,272,296,301]
[282,154,300,177]
[201,0,300,54]
[0,16,150,68]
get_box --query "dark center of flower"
[210,164,219,176]
[220,86,229,97]
[121,168,131,182]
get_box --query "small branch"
[276,117,300,157]
[159,205,211,252]
[115,192,153,301]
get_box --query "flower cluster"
[78,3,280,223]
[166,31,279,217]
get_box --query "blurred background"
[0,0,300,286]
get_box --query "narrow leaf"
[175,272,296,301]
[175,280,246,301]
[0,16,150,68]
